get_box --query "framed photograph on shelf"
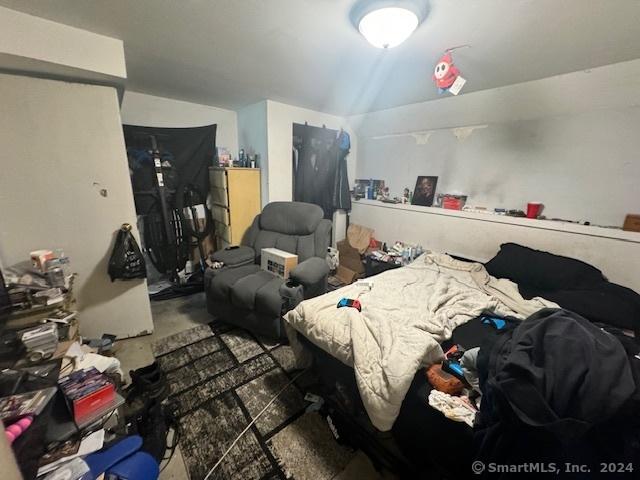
[412,176,438,206]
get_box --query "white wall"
[350,59,640,227]
[0,6,126,84]
[0,74,153,338]
[237,101,269,206]
[120,91,238,157]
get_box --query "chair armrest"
[211,246,255,267]
[289,257,329,288]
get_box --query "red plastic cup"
[526,202,543,219]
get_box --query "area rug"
[152,323,355,480]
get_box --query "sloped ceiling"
[1,0,639,115]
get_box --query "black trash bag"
[108,224,147,281]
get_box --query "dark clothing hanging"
[332,131,352,212]
[292,123,351,219]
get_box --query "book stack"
[58,368,115,422]
[21,323,58,362]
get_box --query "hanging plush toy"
[433,50,467,95]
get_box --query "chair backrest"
[242,202,332,263]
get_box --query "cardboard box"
[335,265,360,285]
[337,239,365,274]
[261,248,298,279]
[623,214,640,232]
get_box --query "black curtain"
[292,123,351,219]
[123,124,216,276]
[124,124,216,213]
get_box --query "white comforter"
[283,253,556,431]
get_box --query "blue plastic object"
[481,316,507,330]
[107,451,160,480]
[83,435,159,480]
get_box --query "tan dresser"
[209,167,261,249]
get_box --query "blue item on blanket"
[481,316,507,330]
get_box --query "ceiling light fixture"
[351,0,428,49]
[359,7,418,49]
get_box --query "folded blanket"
[284,253,555,431]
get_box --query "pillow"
[484,243,605,290]
[519,283,640,331]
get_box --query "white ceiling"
[2,0,640,115]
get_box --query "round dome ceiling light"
[358,7,419,49]
[351,0,428,49]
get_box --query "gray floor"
[116,292,393,480]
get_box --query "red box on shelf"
[442,195,466,210]
[71,382,115,420]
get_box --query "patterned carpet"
[152,323,354,480]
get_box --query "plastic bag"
[108,224,146,282]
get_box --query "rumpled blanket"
[284,253,555,431]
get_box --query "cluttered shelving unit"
[1,249,127,479]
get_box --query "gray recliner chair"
[204,202,331,339]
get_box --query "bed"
[283,244,640,477]
[284,251,555,431]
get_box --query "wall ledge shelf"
[352,199,640,244]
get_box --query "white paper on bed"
[284,252,556,431]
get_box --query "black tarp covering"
[123,124,216,213]
[123,124,216,276]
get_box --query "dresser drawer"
[209,169,227,189]
[211,205,230,225]
[215,221,232,243]
[210,186,228,207]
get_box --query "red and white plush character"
[433,52,460,91]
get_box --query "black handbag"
[108,224,147,282]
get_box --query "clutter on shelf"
[624,214,640,232]
[3,249,75,314]
[20,323,58,362]
[436,193,468,210]
[369,241,425,266]
[351,179,636,230]
[353,178,386,200]
[216,146,259,168]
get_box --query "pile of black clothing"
[474,308,640,478]
[485,242,640,336]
